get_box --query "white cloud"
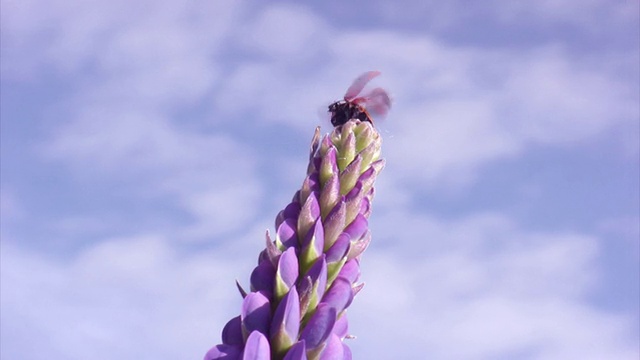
[235,4,329,59]
[493,0,639,29]
[349,211,638,359]
[180,180,264,238]
[0,235,252,360]
[2,0,240,81]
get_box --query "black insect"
[328,71,391,127]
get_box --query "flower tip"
[243,331,270,360]
[204,344,242,360]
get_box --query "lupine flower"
[204,119,384,360]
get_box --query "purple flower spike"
[321,277,354,314]
[204,95,387,359]
[222,316,243,345]
[243,331,270,360]
[319,333,344,360]
[275,247,299,300]
[283,341,307,360]
[241,292,271,339]
[204,344,242,360]
[299,303,337,355]
[270,287,301,356]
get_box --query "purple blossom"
[204,119,384,360]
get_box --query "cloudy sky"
[1,0,638,359]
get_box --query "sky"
[1,0,639,359]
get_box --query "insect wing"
[343,70,381,100]
[362,87,391,118]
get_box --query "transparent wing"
[344,71,381,100]
[361,87,391,118]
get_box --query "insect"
[328,71,391,127]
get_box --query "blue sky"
[1,0,638,359]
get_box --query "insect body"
[328,71,391,127]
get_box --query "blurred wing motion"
[355,87,391,119]
[344,71,381,100]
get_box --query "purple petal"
[343,181,363,224]
[343,343,352,360]
[297,276,313,318]
[276,218,298,249]
[300,173,320,206]
[346,230,371,261]
[222,316,243,345]
[343,214,367,241]
[337,259,360,284]
[298,256,328,316]
[275,247,299,300]
[299,219,324,273]
[319,146,338,187]
[359,197,371,218]
[299,303,336,349]
[243,331,270,360]
[250,261,275,298]
[339,155,362,195]
[326,233,350,264]
[319,333,344,360]
[323,201,346,250]
[333,314,349,339]
[321,277,354,314]
[344,180,362,201]
[204,344,242,360]
[319,134,334,157]
[319,173,340,219]
[241,292,271,339]
[370,158,385,175]
[337,132,356,171]
[359,141,376,166]
[275,200,301,229]
[298,192,320,242]
[270,287,301,355]
[357,166,376,195]
[283,340,307,360]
